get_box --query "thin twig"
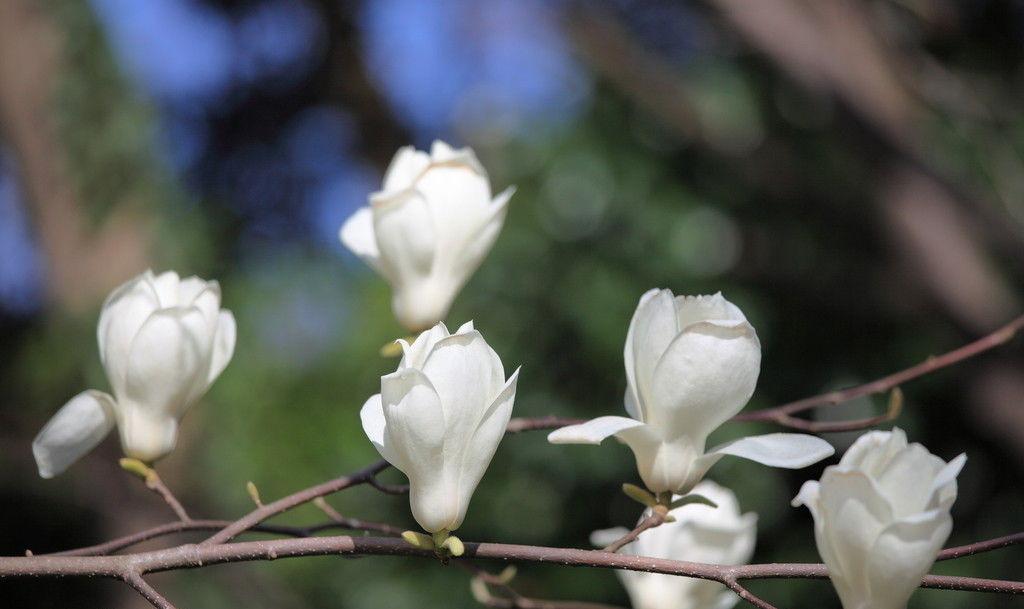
[367,475,409,495]
[202,414,607,548]
[124,571,177,609]
[724,578,778,609]
[200,459,390,545]
[144,470,191,523]
[508,314,1024,434]
[47,519,384,557]
[938,532,1024,561]
[735,313,1024,424]
[602,510,667,553]
[748,387,904,433]
[506,416,585,434]
[312,498,405,536]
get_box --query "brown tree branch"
[734,312,1024,424]
[46,518,385,557]
[1,535,1020,596]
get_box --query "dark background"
[1,1,1022,607]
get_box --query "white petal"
[674,292,749,329]
[792,479,845,587]
[177,276,209,305]
[618,429,704,493]
[624,386,642,420]
[928,453,965,511]
[589,526,631,548]
[188,283,222,344]
[398,322,450,370]
[792,480,821,516]
[437,186,512,288]
[421,330,505,441]
[547,416,645,445]
[391,279,460,332]
[151,271,181,307]
[818,470,894,605]
[380,367,446,471]
[451,368,519,530]
[625,289,677,415]
[622,289,657,419]
[359,393,399,465]
[864,510,951,609]
[32,391,116,478]
[339,207,386,276]
[124,307,210,419]
[455,320,475,334]
[116,407,179,462]
[679,480,754,531]
[372,189,437,286]
[382,146,431,193]
[706,433,834,469]
[873,443,945,517]
[417,166,493,267]
[429,140,456,161]
[647,318,760,440]
[381,368,452,532]
[839,428,907,473]
[98,272,160,398]
[932,453,965,494]
[429,140,487,176]
[206,310,236,385]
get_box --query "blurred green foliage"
[2,2,1023,609]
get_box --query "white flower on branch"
[793,427,965,609]
[339,141,515,332]
[33,270,236,477]
[360,321,519,533]
[592,481,757,609]
[549,289,834,493]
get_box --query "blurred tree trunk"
[0,0,149,313]
[321,0,411,167]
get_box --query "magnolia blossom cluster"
[32,142,971,609]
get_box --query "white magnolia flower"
[361,321,519,533]
[549,289,833,493]
[793,428,964,609]
[340,141,514,331]
[33,270,236,477]
[592,481,757,609]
